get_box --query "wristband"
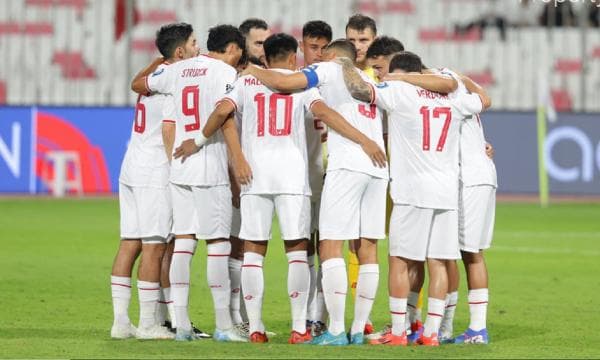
[194,132,208,147]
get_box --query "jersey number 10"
[254,93,292,137]
[420,106,452,152]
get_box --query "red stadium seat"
[554,59,583,74]
[132,39,156,53]
[0,80,6,105]
[0,22,53,36]
[592,47,600,59]
[551,89,573,112]
[464,69,495,87]
[138,9,177,23]
[384,0,415,14]
[52,51,97,79]
[26,0,87,16]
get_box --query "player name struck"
[416,89,449,100]
[181,68,208,77]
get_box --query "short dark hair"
[207,24,245,53]
[263,33,298,63]
[302,20,332,42]
[325,39,357,62]
[155,22,194,58]
[345,14,377,35]
[389,51,423,73]
[366,36,405,59]
[239,18,269,36]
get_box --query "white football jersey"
[375,80,483,210]
[146,55,236,186]
[436,68,498,188]
[223,69,323,196]
[305,111,326,200]
[119,63,171,188]
[302,62,388,180]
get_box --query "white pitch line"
[490,246,600,257]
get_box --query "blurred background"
[0,0,599,198]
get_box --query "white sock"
[389,297,407,336]
[228,258,244,324]
[306,255,317,321]
[242,252,265,334]
[321,258,347,336]
[287,251,310,333]
[207,242,233,331]
[314,265,327,323]
[350,264,379,335]
[111,276,132,326]
[162,287,176,328]
[441,291,458,335]
[423,297,445,337]
[138,281,160,329]
[169,239,197,331]
[156,287,168,325]
[407,291,422,326]
[468,288,488,331]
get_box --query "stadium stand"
[0,0,598,111]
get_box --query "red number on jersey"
[254,92,293,137]
[134,102,146,133]
[358,104,377,119]
[420,106,452,152]
[182,85,200,132]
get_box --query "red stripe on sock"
[468,301,488,305]
[111,283,131,288]
[359,294,375,300]
[390,311,406,315]
[446,304,457,308]
[427,312,443,318]
[139,287,160,291]
[242,264,262,268]
[407,303,416,309]
[207,254,230,257]
[171,282,189,286]
[173,251,194,255]
[334,291,346,295]
[158,301,169,304]
[288,260,308,264]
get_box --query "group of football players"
[109,13,497,347]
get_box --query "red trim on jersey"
[368,82,376,104]
[308,99,324,112]
[427,312,443,318]
[201,54,216,59]
[288,260,308,264]
[242,264,262,268]
[173,251,194,255]
[111,283,131,288]
[468,301,488,305]
[219,97,238,112]
[144,76,150,94]
[207,254,230,257]
[390,311,407,315]
[162,119,176,123]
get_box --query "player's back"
[436,68,497,188]
[303,61,387,179]
[378,80,482,209]
[226,69,320,196]
[160,55,237,186]
[120,63,170,188]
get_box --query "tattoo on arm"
[338,58,372,103]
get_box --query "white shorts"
[170,183,232,240]
[319,169,387,240]
[231,206,241,238]
[459,184,496,253]
[119,183,172,240]
[240,194,311,241]
[310,198,320,233]
[389,204,460,261]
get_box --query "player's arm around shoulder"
[334,57,373,103]
[242,64,308,92]
[131,57,165,94]
[460,75,492,110]
[384,72,458,94]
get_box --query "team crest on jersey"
[225,83,234,93]
[376,82,389,88]
[151,68,164,77]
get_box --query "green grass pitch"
[0,198,599,358]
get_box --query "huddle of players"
[110,14,497,347]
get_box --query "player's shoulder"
[304,61,336,72]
